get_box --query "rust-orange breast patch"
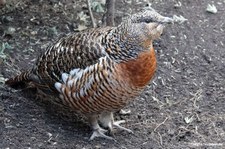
[117,47,157,87]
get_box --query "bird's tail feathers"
[5,70,33,89]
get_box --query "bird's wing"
[54,56,117,113]
[32,27,114,90]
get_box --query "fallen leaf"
[75,25,88,31]
[173,15,188,24]
[77,11,90,24]
[206,4,217,14]
[184,115,194,124]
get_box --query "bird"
[5,9,173,140]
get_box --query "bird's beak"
[158,16,174,24]
[156,16,173,32]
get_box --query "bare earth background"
[1,0,225,148]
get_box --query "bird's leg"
[99,112,115,137]
[99,112,113,131]
[87,115,114,141]
[99,112,133,135]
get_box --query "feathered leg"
[87,114,114,141]
[99,112,133,136]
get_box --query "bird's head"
[118,9,173,48]
[106,9,173,61]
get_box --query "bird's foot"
[113,120,133,133]
[119,109,131,115]
[89,127,115,141]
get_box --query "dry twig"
[105,0,115,26]
[86,0,96,28]
[154,117,169,132]
[157,132,163,146]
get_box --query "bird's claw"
[113,120,133,133]
[89,128,115,141]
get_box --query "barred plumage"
[6,9,173,140]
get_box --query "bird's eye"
[144,18,153,23]
[134,16,153,24]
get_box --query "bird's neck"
[104,28,148,62]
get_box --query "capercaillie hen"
[6,9,173,140]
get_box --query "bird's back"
[6,27,114,92]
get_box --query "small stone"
[6,27,16,35]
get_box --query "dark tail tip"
[5,71,32,89]
[5,78,27,89]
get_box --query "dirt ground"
[1,0,225,148]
